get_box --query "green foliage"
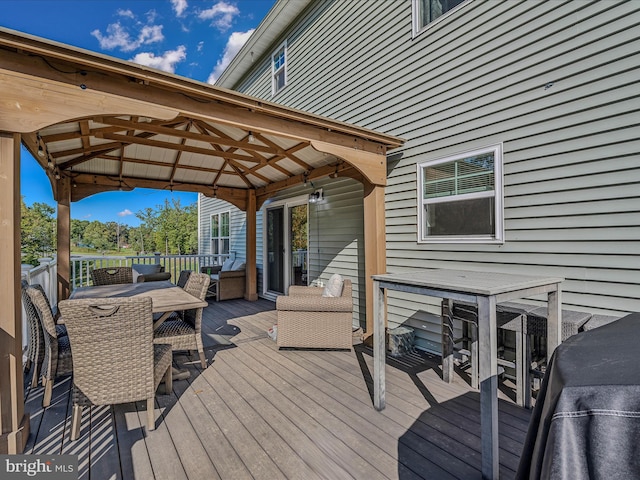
[290,204,308,251]
[22,195,198,257]
[21,196,55,261]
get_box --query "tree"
[71,219,90,247]
[83,221,112,251]
[152,199,198,255]
[21,197,56,264]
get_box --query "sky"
[2,0,277,226]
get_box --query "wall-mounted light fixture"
[247,131,255,143]
[308,188,323,204]
[37,143,45,158]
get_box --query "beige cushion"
[322,273,344,298]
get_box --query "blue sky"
[2,0,276,225]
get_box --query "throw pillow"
[132,263,161,282]
[221,258,235,272]
[322,273,344,297]
[231,260,246,271]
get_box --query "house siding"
[260,178,366,329]
[211,0,640,353]
[198,197,247,261]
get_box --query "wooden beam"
[56,176,71,301]
[245,190,258,301]
[96,116,282,155]
[363,182,387,338]
[255,162,353,203]
[0,132,29,454]
[0,69,177,133]
[70,173,248,210]
[310,140,387,186]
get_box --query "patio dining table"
[372,269,564,479]
[70,280,207,328]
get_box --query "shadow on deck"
[23,298,530,479]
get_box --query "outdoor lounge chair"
[153,272,210,368]
[26,285,72,407]
[200,259,246,301]
[276,276,353,350]
[58,296,173,441]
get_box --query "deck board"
[23,297,532,480]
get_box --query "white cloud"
[117,9,135,19]
[92,22,164,52]
[207,29,253,84]
[118,209,133,217]
[198,1,239,31]
[130,45,187,73]
[197,41,204,52]
[171,0,188,17]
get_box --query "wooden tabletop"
[70,281,208,313]
[372,269,564,296]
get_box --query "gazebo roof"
[0,27,403,208]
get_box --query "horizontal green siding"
[219,0,640,353]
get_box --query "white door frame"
[262,194,308,297]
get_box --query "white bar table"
[372,269,563,480]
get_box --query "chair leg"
[147,398,155,431]
[43,378,53,408]
[30,364,40,388]
[198,350,207,369]
[164,365,172,394]
[470,323,479,390]
[70,405,82,441]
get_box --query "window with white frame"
[413,0,467,34]
[211,211,230,257]
[271,41,287,96]
[417,144,503,243]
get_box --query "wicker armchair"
[26,285,72,407]
[153,272,210,368]
[276,279,353,350]
[200,264,246,301]
[58,297,173,441]
[91,266,171,285]
[176,270,192,288]
[91,267,133,285]
[21,280,46,388]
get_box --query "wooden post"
[363,183,386,337]
[244,189,258,301]
[372,278,386,411]
[56,176,71,301]
[0,132,30,453]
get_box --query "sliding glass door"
[265,199,308,295]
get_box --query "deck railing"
[71,252,236,288]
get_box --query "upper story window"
[271,41,287,96]
[417,144,504,243]
[211,211,230,256]
[413,0,467,35]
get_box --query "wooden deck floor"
[24,298,531,479]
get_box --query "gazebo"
[0,27,403,453]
